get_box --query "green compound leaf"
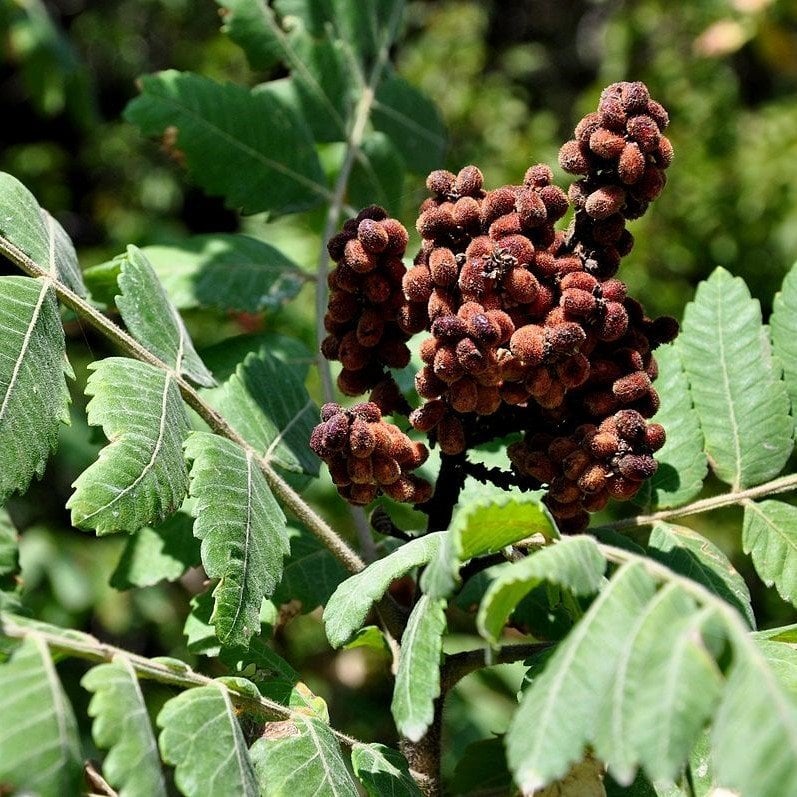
[648,522,754,627]
[423,487,557,600]
[124,70,327,216]
[743,499,797,606]
[323,532,444,648]
[646,343,707,509]
[82,657,167,797]
[158,685,258,797]
[0,276,70,503]
[391,594,447,742]
[185,433,289,648]
[476,536,607,644]
[594,587,723,784]
[0,171,86,296]
[372,69,447,174]
[351,743,423,797]
[114,246,214,387]
[0,636,82,797]
[68,358,190,534]
[250,714,358,797]
[110,511,201,589]
[215,348,318,477]
[771,261,797,413]
[507,562,656,793]
[753,632,797,696]
[678,267,792,489]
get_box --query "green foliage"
[0,636,82,796]
[250,715,359,796]
[391,594,447,742]
[678,267,792,489]
[351,742,424,796]
[185,433,289,647]
[115,246,215,386]
[68,358,190,534]
[82,658,167,797]
[158,685,259,797]
[6,3,797,796]
[125,70,326,216]
[323,532,444,648]
[0,277,70,503]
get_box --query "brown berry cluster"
[309,402,432,506]
[323,206,412,396]
[558,80,672,279]
[314,81,677,533]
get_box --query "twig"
[595,472,797,532]
[441,642,553,692]
[0,235,365,577]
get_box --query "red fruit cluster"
[323,206,412,396]
[309,402,432,506]
[559,80,672,279]
[509,409,665,532]
[315,81,677,528]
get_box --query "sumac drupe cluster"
[312,82,677,530]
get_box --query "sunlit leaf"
[0,636,82,796]
[185,433,289,647]
[743,499,797,606]
[158,685,258,797]
[68,358,189,534]
[82,657,167,797]
[678,267,792,488]
[391,594,447,742]
[323,532,444,647]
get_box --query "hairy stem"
[0,236,365,576]
[401,699,443,797]
[0,614,364,748]
[441,642,552,692]
[597,472,797,532]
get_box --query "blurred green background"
[2,0,797,780]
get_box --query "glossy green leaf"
[0,636,82,796]
[0,171,86,296]
[506,562,656,792]
[351,743,423,796]
[477,536,606,644]
[391,594,447,742]
[0,277,71,503]
[743,499,797,606]
[250,715,358,797]
[112,245,214,386]
[372,70,446,173]
[68,358,189,534]
[678,267,792,488]
[185,433,289,647]
[158,685,258,797]
[648,522,754,626]
[771,261,797,412]
[82,657,167,797]
[323,532,444,647]
[124,70,327,216]
[646,343,707,508]
[110,511,200,589]
[215,348,318,477]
